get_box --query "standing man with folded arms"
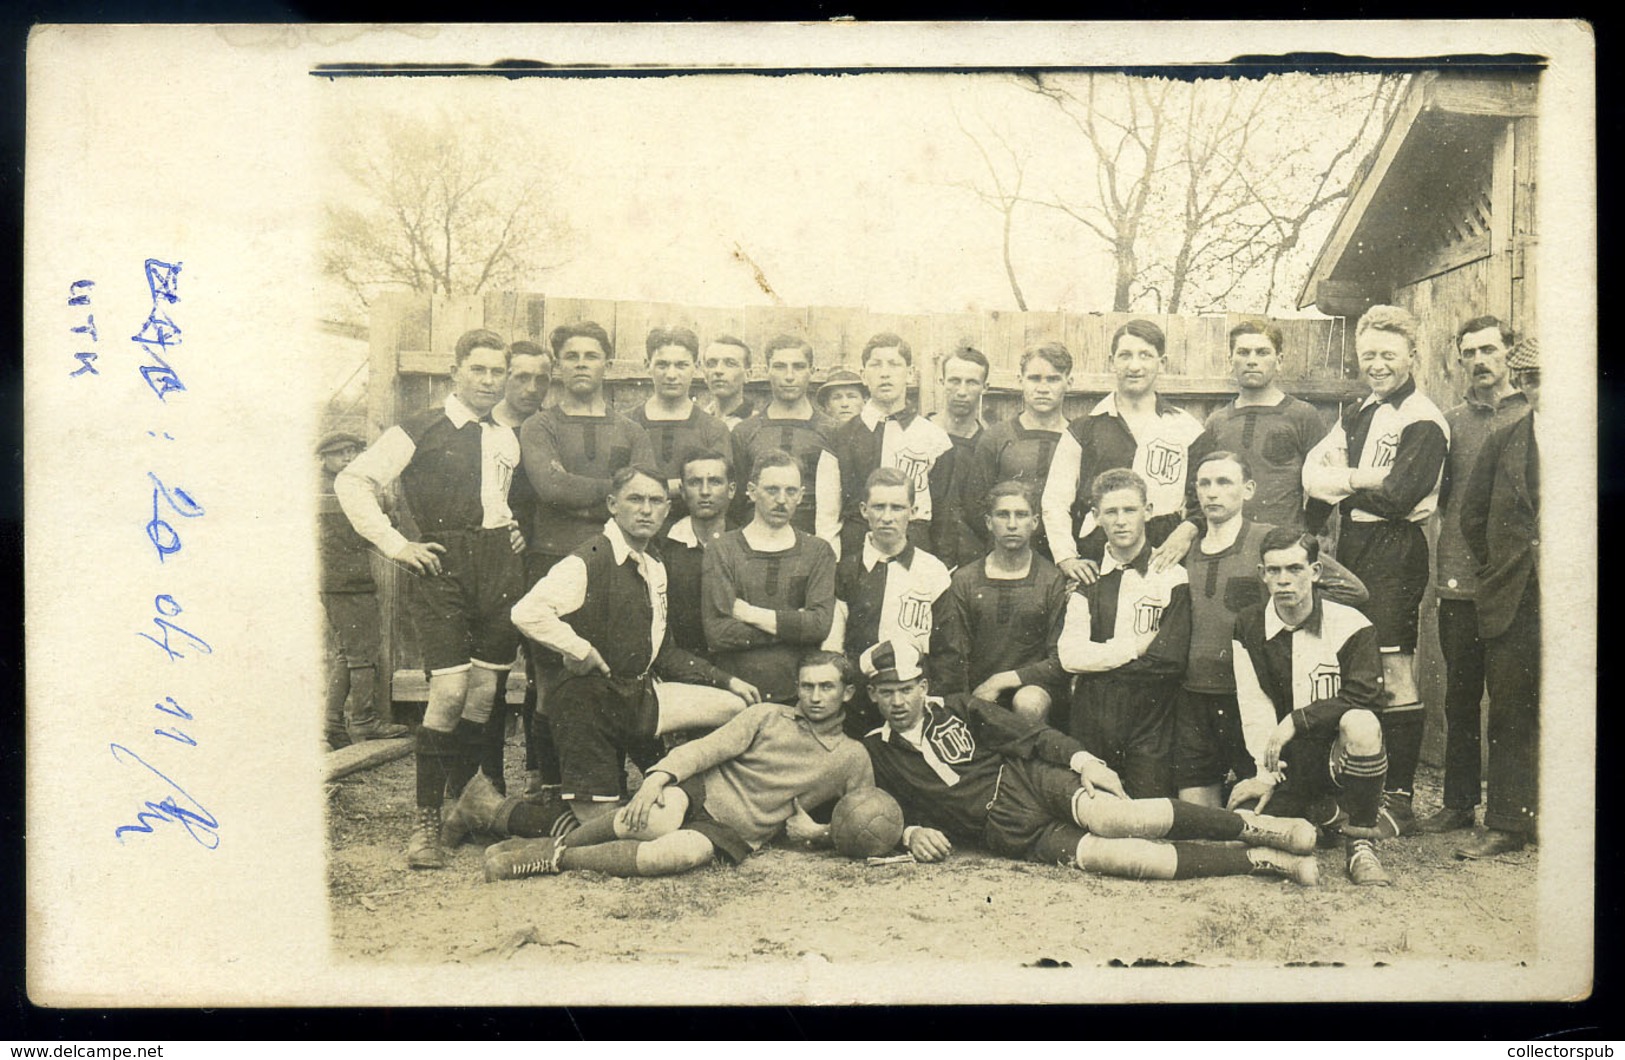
[703,451,838,706]
[1303,304,1449,836]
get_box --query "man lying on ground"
[478,651,874,881]
[858,639,1321,886]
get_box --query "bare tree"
[322,109,570,317]
[989,71,1401,315]
[949,108,1032,310]
[1021,73,1174,312]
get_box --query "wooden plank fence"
[360,291,1366,713]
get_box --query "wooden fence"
[361,291,1368,712]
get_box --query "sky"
[318,70,1372,322]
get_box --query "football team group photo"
[315,61,1551,971]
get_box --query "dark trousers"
[1483,587,1540,835]
[1070,676,1177,799]
[1436,598,1486,809]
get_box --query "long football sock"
[1379,708,1423,795]
[482,673,510,794]
[561,808,621,848]
[414,727,455,809]
[1167,800,1246,841]
[507,799,578,839]
[1171,842,1255,879]
[444,718,484,800]
[1340,751,1388,828]
[558,840,642,876]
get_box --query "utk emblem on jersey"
[1144,439,1184,486]
[1370,433,1399,469]
[897,592,933,637]
[893,449,933,496]
[927,713,976,765]
[1309,662,1343,702]
[1133,596,1166,635]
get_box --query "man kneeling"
[481,651,874,880]
[859,639,1320,885]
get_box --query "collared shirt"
[335,393,519,558]
[826,537,953,657]
[1437,389,1530,598]
[852,401,955,522]
[1231,593,1383,776]
[1056,542,1190,674]
[1041,392,1205,562]
[1303,376,1450,524]
[511,519,667,669]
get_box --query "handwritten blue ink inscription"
[68,279,98,377]
[145,472,205,561]
[135,594,212,661]
[110,743,218,849]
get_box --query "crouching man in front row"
[859,639,1321,885]
[478,651,874,880]
[1227,528,1395,886]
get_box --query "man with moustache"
[1456,337,1542,859]
[1420,316,1531,835]
[1304,304,1450,836]
[703,451,839,705]
[335,328,526,869]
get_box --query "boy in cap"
[817,367,868,428]
[317,431,408,749]
[858,639,1320,884]
[1456,336,1541,859]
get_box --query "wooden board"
[326,736,413,782]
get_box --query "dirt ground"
[327,733,1537,971]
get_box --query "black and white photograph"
[23,21,1596,1007]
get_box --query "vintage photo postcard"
[23,21,1595,1007]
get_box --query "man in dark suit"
[1457,337,1541,859]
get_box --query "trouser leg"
[1483,591,1540,836]
[1436,598,1486,809]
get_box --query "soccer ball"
[829,788,905,858]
